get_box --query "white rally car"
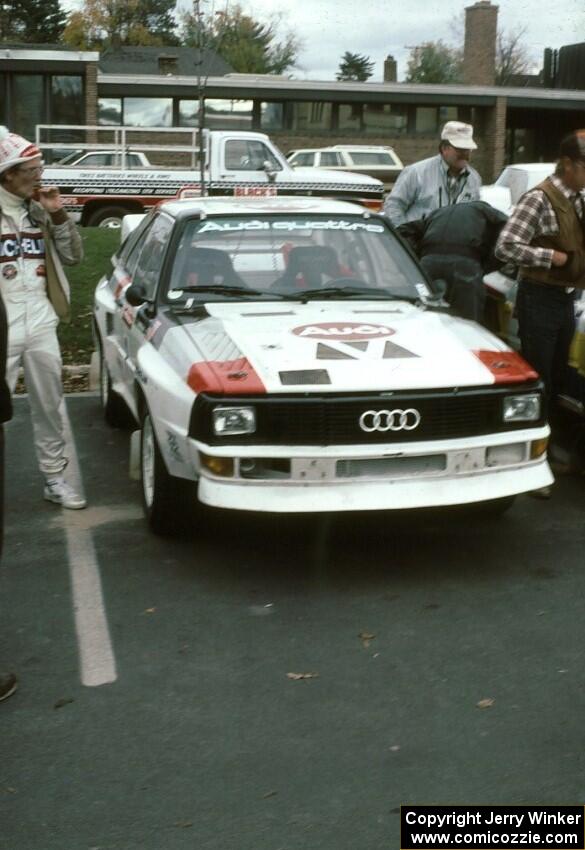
[93,197,552,534]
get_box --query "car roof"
[158,196,370,219]
[502,162,555,172]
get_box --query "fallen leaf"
[286,672,319,680]
[173,821,193,829]
[263,790,278,799]
[144,607,156,614]
[54,697,75,709]
[476,698,495,709]
[389,745,401,752]
[359,631,376,648]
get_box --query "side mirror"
[125,283,151,307]
[263,160,278,183]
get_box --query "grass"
[57,228,119,365]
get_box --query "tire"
[99,345,132,428]
[87,206,131,229]
[140,412,196,535]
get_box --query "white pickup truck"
[37,125,384,228]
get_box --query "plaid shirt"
[495,175,584,275]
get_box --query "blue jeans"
[420,254,485,322]
[516,279,575,404]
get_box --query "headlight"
[212,406,256,436]
[502,394,541,422]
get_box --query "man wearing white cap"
[0,127,86,509]
[384,121,482,227]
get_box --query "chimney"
[384,55,397,82]
[158,54,178,76]
[463,1,498,86]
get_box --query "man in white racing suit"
[0,127,86,509]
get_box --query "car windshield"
[163,213,429,304]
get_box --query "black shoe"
[0,672,17,702]
[528,486,552,500]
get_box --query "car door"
[221,138,284,195]
[123,213,174,391]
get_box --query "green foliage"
[58,229,119,365]
[181,3,299,74]
[405,41,462,84]
[336,52,375,82]
[0,0,67,43]
[63,0,179,49]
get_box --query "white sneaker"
[44,476,87,510]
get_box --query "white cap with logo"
[440,121,477,151]
[0,126,42,175]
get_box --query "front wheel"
[140,413,196,535]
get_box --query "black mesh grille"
[190,386,545,446]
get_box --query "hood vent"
[279,369,331,385]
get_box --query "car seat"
[185,247,244,288]
[272,245,340,291]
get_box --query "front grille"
[190,386,545,446]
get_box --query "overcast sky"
[65,0,585,82]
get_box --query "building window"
[12,75,44,139]
[204,99,253,129]
[51,76,83,125]
[338,104,362,131]
[260,102,284,131]
[0,75,5,126]
[178,100,199,127]
[415,106,438,134]
[363,103,407,134]
[98,98,122,125]
[439,106,459,125]
[124,97,172,127]
[289,101,332,132]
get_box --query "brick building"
[1,2,584,182]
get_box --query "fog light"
[200,453,234,477]
[486,443,526,466]
[530,437,549,459]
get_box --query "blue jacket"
[384,153,481,227]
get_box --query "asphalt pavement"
[2,394,585,850]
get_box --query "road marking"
[61,401,118,688]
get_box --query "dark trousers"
[515,280,575,405]
[420,254,485,322]
[0,426,3,560]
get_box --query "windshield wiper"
[295,286,418,303]
[167,284,296,300]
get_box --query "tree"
[181,3,299,75]
[62,0,179,49]
[336,51,375,82]
[495,27,532,86]
[0,0,67,43]
[405,41,462,84]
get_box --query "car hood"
[163,300,536,395]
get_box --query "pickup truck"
[37,125,384,228]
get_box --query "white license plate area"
[291,458,338,480]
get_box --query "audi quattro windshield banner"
[401,806,585,849]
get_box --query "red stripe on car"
[187,358,266,394]
[473,350,539,383]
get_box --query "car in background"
[480,162,554,214]
[287,145,403,189]
[56,150,152,168]
[94,196,551,535]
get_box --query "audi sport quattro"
[93,197,552,534]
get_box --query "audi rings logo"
[359,408,421,432]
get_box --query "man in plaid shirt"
[496,129,585,497]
